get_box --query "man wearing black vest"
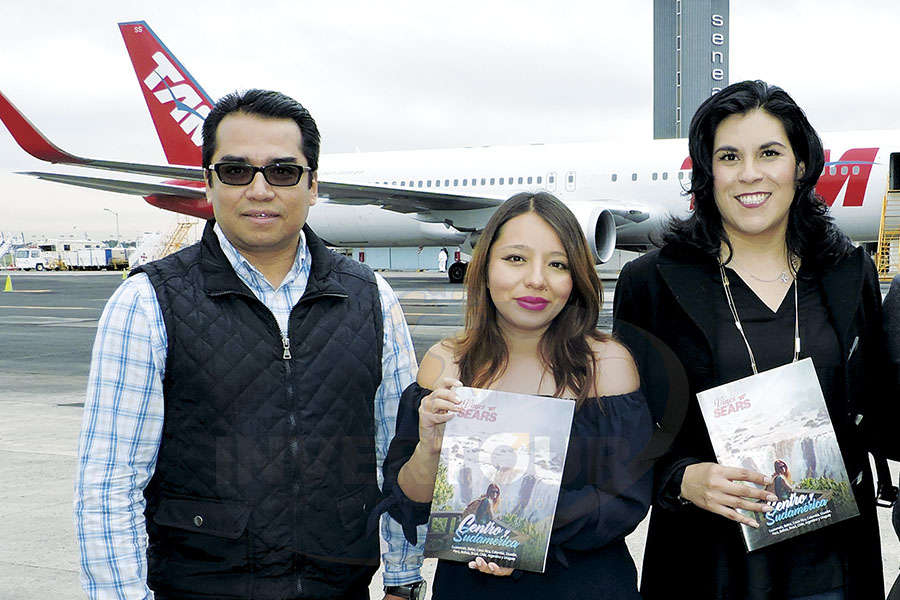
[75,90,425,599]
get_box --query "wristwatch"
[384,580,426,600]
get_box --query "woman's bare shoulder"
[590,338,640,396]
[416,339,460,389]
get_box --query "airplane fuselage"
[311,132,893,249]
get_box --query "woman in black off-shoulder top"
[378,192,655,600]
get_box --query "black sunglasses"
[209,162,312,186]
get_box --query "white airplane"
[0,20,892,282]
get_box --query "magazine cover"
[423,387,576,573]
[696,358,860,551]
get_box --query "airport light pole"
[103,208,120,245]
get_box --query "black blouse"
[711,268,848,596]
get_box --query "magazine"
[696,358,860,551]
[423,387,576,573]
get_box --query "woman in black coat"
[614,80,895,599]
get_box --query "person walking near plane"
[438,247,448,273]
[614,80,896,599]
[379,192,654,599]
[74,89,425,600]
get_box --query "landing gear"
[35,263,44,271]
[448,261,467,284]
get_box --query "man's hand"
[681,462,777,527]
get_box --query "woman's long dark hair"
[664,80,852,270]
[453,192,607,407]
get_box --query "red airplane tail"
[119,21,213,167]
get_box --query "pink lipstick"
[516,297,549,311]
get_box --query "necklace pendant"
[779,271,790,284]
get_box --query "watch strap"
[384,580,425,600]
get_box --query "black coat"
[613,244,894,599]
[885,274,900,391]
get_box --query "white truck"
[13,247,49,270]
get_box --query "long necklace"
[718,263,800,375]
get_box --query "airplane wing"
[0,90,204,181]
[318,182,502,212]
[2,88,499,213]
[19,171,206,198]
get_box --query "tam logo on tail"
[142,52,210,147]
[119,21,213,166]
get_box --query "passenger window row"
[374,175,546,188]
[370,170,698,189]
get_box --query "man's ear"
[309,172,318,206]
[204,169,214,203]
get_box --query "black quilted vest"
[135,222,383,599]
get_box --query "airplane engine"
[567,203,617,263]
[462,231,481,254]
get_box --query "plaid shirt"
[74,224,425,599]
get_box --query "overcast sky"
[1,0,898,239]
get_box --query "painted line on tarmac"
[0,290,52,293]
[0,316,98,327]
[395,290,466,300]
[0,305,94,310]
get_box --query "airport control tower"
[654,0,729,139]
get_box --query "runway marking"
[0,316,98,327]
[0,290,52,294]
[0,305,94,310]
[395,290,466,300]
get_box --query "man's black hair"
[202,89,320,188]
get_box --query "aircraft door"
[890,153,900,191]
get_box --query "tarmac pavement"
[0,270,897,598]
